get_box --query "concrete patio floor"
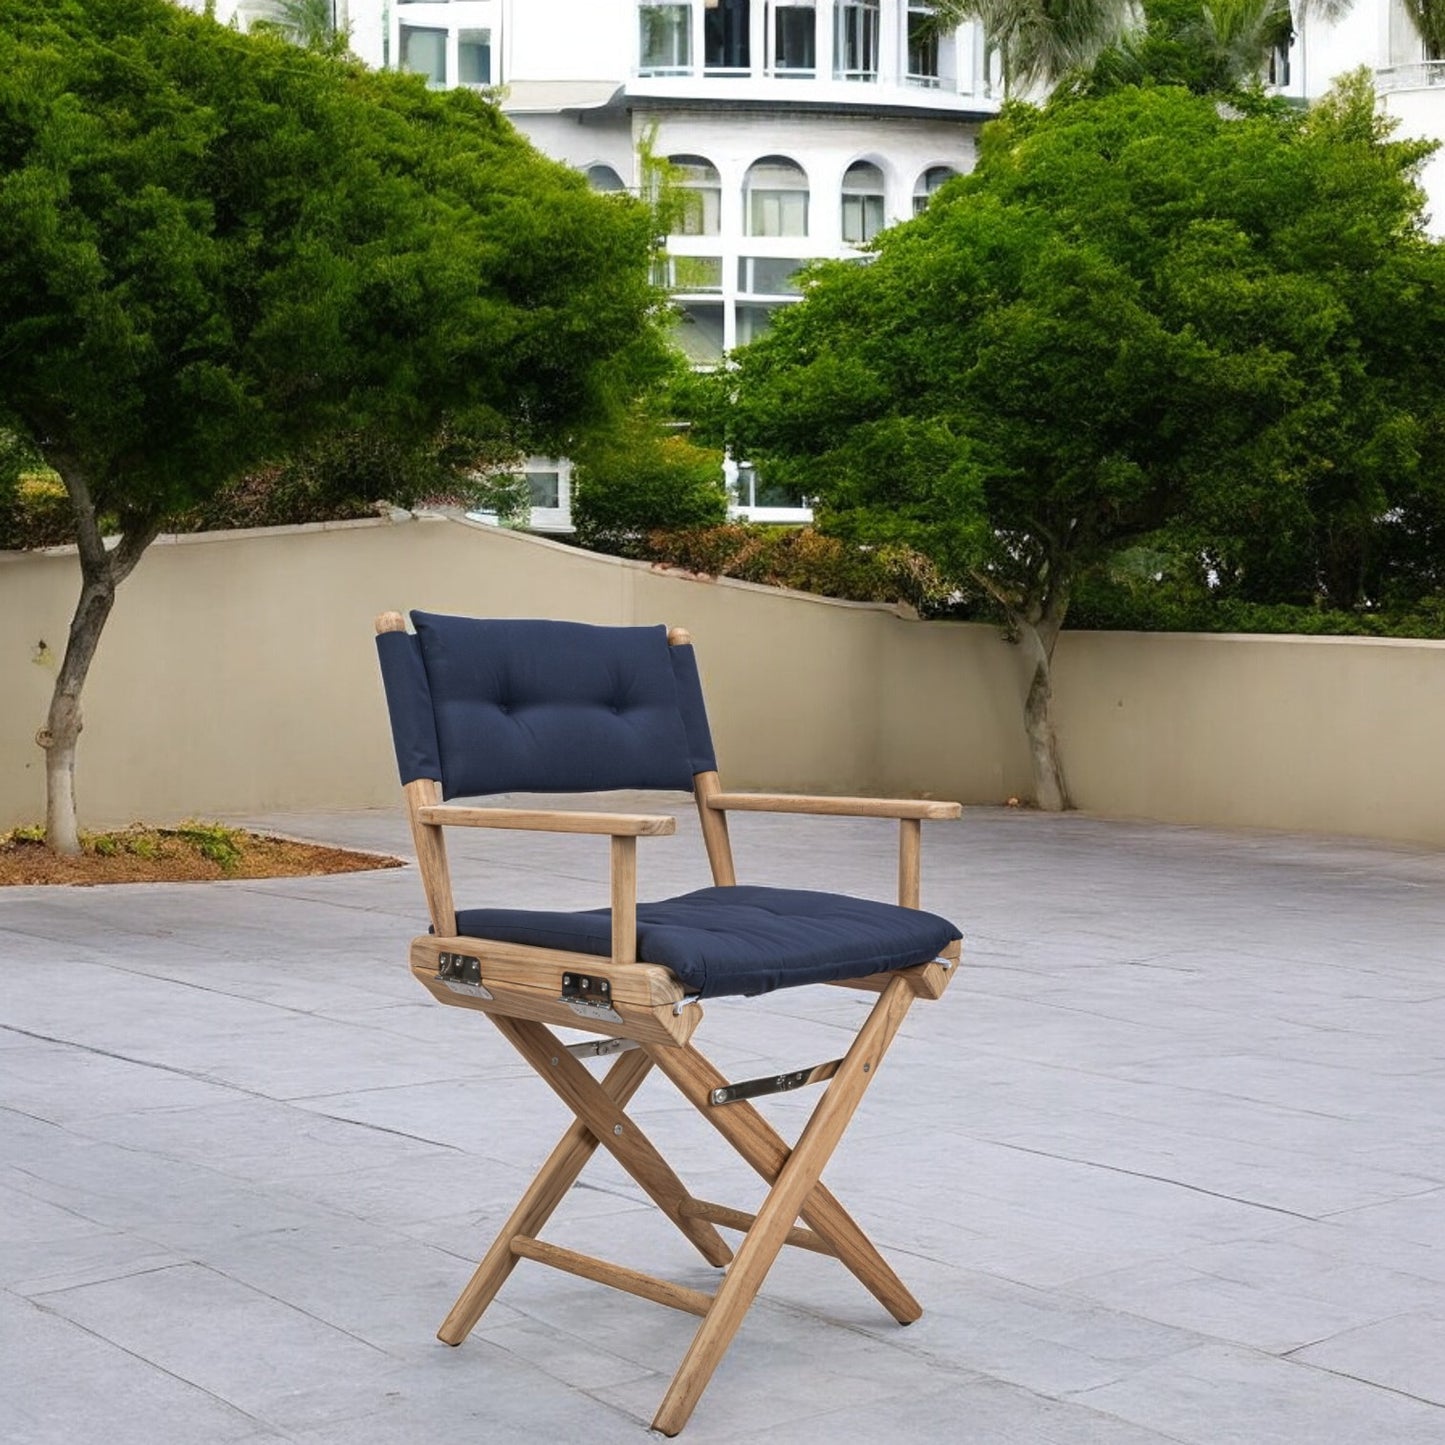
[2,800,1444,1444]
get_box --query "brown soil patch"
[0,827,403,887]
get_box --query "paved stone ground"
[2,800,1444,1444]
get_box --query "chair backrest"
[376,612,717,799]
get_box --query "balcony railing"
[1376,61,1445,92]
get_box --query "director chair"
[374,610,962,1435]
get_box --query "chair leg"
[651,976,916,1437]
[438,1044,655,1345]
[646,1034,922,1325]
[490,1015,734,1269]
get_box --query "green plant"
[169,820,245,870]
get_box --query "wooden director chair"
[374,610,962,1435]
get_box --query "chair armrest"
[415,806,677,837]
[706,793,961,822]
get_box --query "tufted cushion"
[454,885,961,998]
[411,613,699,798]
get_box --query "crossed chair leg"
[437,975,919,1436]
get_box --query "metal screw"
[613,1123,623,1136]
[863,1063,871,1073]
[711,1088,727,1104]
[550,1056,559,1066]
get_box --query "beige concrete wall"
[0,515,1030,829]
[3,515,1442,848]
[1051,629,1445,849]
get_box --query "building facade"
[200,0,1445,528]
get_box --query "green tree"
[571,415,728,555]
[249,0,350,56]
[0,0,667,853]
[712,77,1444,809]
[934,0,1132,94]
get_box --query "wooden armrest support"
[707,793,961,822]
[416,806,677,837]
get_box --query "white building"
[200,1,1445,529]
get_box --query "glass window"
[736,303,786,346]
[458,29,491,85]
[669,302,726,364]
[527,471,561,509]
[738,256,806,295]
[834,0,879,79]
[841,161,885,244]
[705,0,752,73]
[639,3,692,73]
[907,3,939,83]
[669,155,722,236]
[654,255,724,292]
[744,156,809,237]
[400,25,447,87]
[912,165,957,215]
[587,164,627,193]
[735,462,808,507]
[770,0,816,74]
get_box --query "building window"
[738,256,806,295]
[912,165,957,215]
[737,303,789,346]
[907,3,939,84]
[640,3,692,74]
[706,0,752,73]
[769,0,816,74]
[735,462,808,508]
[670,301,727,364]
[458,29,491,86]
[587,164,627,192]
[400,25,447,87]
[527,471,561,510]
[654,255,725,292]
[841,161,885,243]
[744,156,809,237]
[1266,39,1291,85]
[669,155,722,235]
[835,0,879,80]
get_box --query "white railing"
[1376,61,1445,92]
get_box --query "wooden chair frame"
[377,613,961,1434]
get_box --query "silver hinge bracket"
[561,971,624,1023]
[436,951,492,999]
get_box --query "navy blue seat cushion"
[454,885,961,998]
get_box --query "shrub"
[572,426,728,556]
[637,524,950,612]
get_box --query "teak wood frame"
[375,612,962,1435]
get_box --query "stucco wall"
[3,515,1443,848]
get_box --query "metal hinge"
[560,971,623,1023]
[436,951,492,999]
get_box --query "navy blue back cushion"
[409,613,705,798]
[376,630,443,786]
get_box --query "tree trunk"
[1015,584,1072,813]
[37,459,157,855]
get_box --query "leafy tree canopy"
[0,0,669,850]
[710,76,1445,805]
[0,0,665,531]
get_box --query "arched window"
[912,165,958,215]
[586,164,627,193]
[744,156,809,237]
[669,155,722,236]
[841,161,885,243]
